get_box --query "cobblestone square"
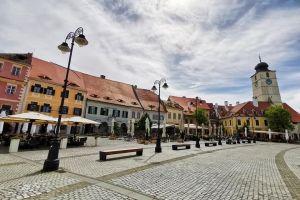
[0,139,299,199]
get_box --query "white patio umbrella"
[131,119,135,137]
[268,128,271,140]
[201,123,204,138]
[127,120,131,134]
[111,118,115,134]
[0,110,6,134]
[145,117,150,139]
[22,123,29,133]
[8,112,56,122]
[285,129,289,141]
[47,124,53,133]
[31,125,37,135]
[62,116,100,124]
[245,127,247,137]
[213,124,217,135]
[162,121,166,138]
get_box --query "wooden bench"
[205,141,217,147]
[172,144,191,150]
[99,148,143,161]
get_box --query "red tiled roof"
[134,88,167,112]
[0,53,32,65]
[79,72,141,108]
[283,103,300,123]
[30,57,85,90]
[221,101,300,123]
[169,96,210,116]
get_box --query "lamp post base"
[218,138,222,145]
[43,138,60,172]
[155,146,162,153]
[195,138,200,148]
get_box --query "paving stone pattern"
[284,147,300,179]
[53,184,135,200]
[112,144,294,200]
[0,172,80,199]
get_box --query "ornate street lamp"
[195,97,200,148]
[43,27,88,172]
[151,78,168,153]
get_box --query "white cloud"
[0,0,299,111]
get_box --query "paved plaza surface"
[0,139,299,200]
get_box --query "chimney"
[182,96,186,98]
[100,75,105,79]
[236,101,240,105]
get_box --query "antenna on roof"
[258,53,262,62]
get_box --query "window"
[264,120,268,126]
[224,121,227,126]
[0,62,3,71]
[185,119,188,123]
[137,112,141,119]
[88,106,97,115]
[246,119,250,126]
[75,93,84,101]
[132,111,136,118]
[6,85,16,95]
[27,102,39,111]
[229,120,232,126]
[113,109,120,117]
[44,87,55,95]
[100,108,109,116]
[173,113,176,120]
[178,114,181,120]
[40,104,51,113]
[59,106,69,114]
[237,119,241,126]
[168,113,171,119]
[122,111,128,118]
[153,114,164,120]
[61,90,69,98]
[255,119,259,126]
[73,108,82,116]
[266,72,269,78]
[11,66,21,76]
[31,84,43,93]
[1,105,12,115]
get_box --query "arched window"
[266,72,269,78]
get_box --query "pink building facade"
[0,53,32,114]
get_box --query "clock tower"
[250,60,282,104]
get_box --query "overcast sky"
[1,0,299,111]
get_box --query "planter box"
[96,137,101,146]
[85,136,96,147]
[60,138,68,149]
[9,138,20,153]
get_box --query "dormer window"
[103,96,112,100]
[90,94,99,98]
[131,102,138,105]
[38,74,52,80]
[69,82,79,87]
[117,99,124,103]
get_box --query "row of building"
[0,53,299,138]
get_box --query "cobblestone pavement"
[112,144,297,200]
[0,140,299,199]
[285,148,300,179]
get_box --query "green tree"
[194,108,208,125]
[265,105,294,132]
[136,113,152,131]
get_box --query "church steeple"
[255,54,270,72]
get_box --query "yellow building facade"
[164,100,184,127]
[21,58,86,118]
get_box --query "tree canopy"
[136,113,152,131]
[265,105,294,132]
[194,108,208,125]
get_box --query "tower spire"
[259,53,262,62]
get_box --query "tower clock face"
[266,79,272,85]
